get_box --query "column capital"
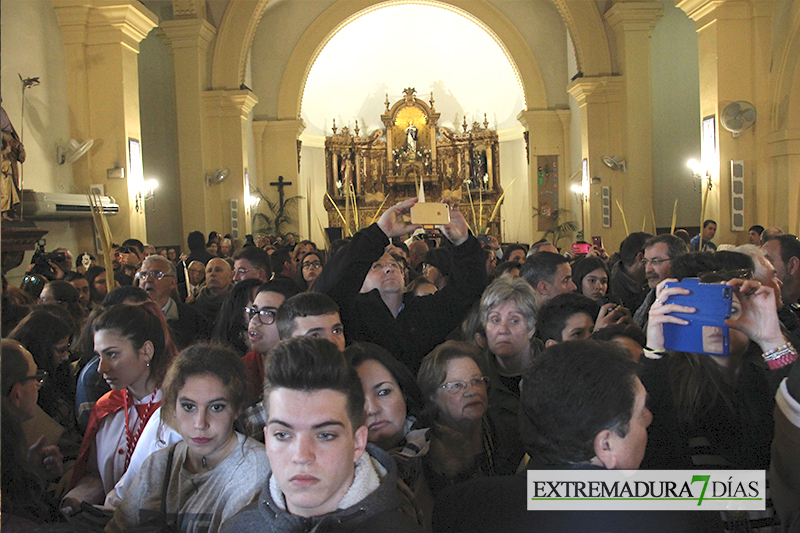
[767,129,800,157]
[55,0,158,50]
[516,109,571,131]
[605,2,664,35]
[160,18,216,51]
[203,90,259,119]
[256,118,307,138]
[676,0,751,28]
[567,76,624,106]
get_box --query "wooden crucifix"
[269,175,293,209]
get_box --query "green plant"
[533,207,578,249]
[250,186,304,238]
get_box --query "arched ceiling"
[300,3,525,136]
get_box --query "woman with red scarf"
[62,302,177,512]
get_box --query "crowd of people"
[2,202,799,532]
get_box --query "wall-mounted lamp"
[571,182,589,199]
[687,159,713,191]
[135,179,158,213]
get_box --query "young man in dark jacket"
[221,337,422,533]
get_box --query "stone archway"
[211,0,613,97]
[274,0,548,119]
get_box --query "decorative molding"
[566,76,624,106]
[55,0,158,50]
[605,2,664,35]
[160,18,216,52]
[172,0,206,20]
[203,90,259,119]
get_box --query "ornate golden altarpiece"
[323,88,502,236]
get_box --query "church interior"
[2,0,799,283]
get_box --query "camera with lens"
[29,240,66,280]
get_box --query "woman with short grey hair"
[478,278,540,418]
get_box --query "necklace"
[123,389,160,470]
[201,456,207,469]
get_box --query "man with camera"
[633,234,690,327]
[28,245,73,281]
[312,197,487,371]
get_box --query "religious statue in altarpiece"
[323,88,502,236]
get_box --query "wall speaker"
[602,186,611,228]
[230,199,239,239]
[730,160,744,231]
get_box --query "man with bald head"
[190,257,233,327]
[314,198,487,371]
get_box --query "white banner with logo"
[527,470,765,511]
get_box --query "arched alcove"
[300,2,526,136]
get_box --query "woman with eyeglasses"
[394,341,524,529]
[642,251,792,530]
[211,278,263,356]
[296,250,324,291]
[9,308,80,439]
[62,302,178,514]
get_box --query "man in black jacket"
[432,340,723,533]
[312,197,487,371]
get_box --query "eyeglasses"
[234,267,258,277]
[640,257,672,265]
[440,376,489,394]
[371,261,400,272]
[245,306,278,325]
[302,261,322,270]
[135,270,173,281]
[18,370,48,388]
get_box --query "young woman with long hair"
[62,302,178,512]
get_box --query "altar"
[323,88,503,236]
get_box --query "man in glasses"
[2,339,64,485]
[633,234,689,327]
[313,198,487,372]
[239,280,302,439]
[232,246,271,283]
[137,254,206,349]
